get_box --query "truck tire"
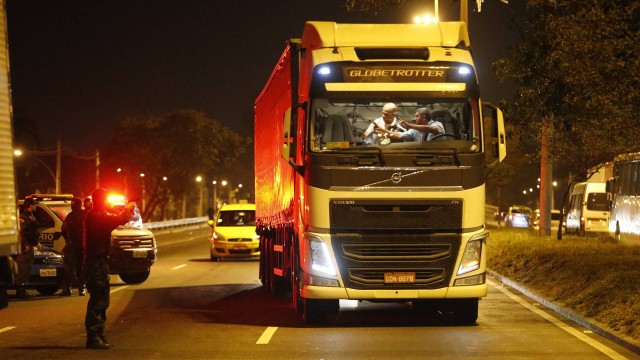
[303,298,339,324]
[36,285,59,296]
[119,270,150,284]
[439,299,478,325]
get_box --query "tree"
[495,1,640,179]
[103,109,251,220]
[494,0,640,235]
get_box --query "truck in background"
[254,21,506,324]
[0,0,19,308]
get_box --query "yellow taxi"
[208,203,259,261]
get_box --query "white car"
[504,205,533,229]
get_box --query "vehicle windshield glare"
[309,98,479,153]
[217,210,256,227]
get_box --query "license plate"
[39,268,57,277]
[384,272,415,283]
[232,245,247,250]
[132,250,148,258]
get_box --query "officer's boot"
[59,286,72,296]
[15,285,30,299]
[99,333,111,347]
[86,333,110,349]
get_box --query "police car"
[13,194,71,295]
[19,193,156,285]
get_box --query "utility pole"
[55,140,61,194]
[95,149,100,189]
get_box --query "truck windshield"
[309,98,479,153]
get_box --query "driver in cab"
[377,108,444,142]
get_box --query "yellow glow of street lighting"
[212,180,217,185]
[238,184,243,188]
[140,173,145,177]
[553,181,558,187]
[13,149,23,156]
[196,176,202,182]
[523,190,527,195]
[221,180,228,186]
[117,168,122,173]
[162,176,167,181]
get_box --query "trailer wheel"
[303,298,338,324]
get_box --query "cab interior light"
[458,66,472,75]
[317,66,331,75]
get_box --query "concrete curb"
[487,269,640,355]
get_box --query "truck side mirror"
[482,102,506,177]
[282,108,293,161]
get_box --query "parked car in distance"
[532,209,566,233]
[505,205,533,229]
[208,203,259,261]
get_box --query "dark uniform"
[60,197,86,296]
[83,188,133,349]
[16,197,40,299]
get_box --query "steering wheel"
[430,133,460,140]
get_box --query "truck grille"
[329,200,463,290]
[331,233,460,290]
[112,236,155,249]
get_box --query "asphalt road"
[1,226,638,360]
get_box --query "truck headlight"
[309,236,336,276]
[457,233,487,275]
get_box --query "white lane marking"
[488,279,628,360]
[256,326,278,345]
[171,264,187,270]
[0,326,16,334]
[110,285,130,294]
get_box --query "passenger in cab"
[377,108,444,142]
[362,102,406,144]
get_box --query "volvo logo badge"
[391,172,402,184]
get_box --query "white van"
[566,182,610,235]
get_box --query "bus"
[565,182,609,235]
[607,152,640,242]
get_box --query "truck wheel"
[303,298,339,324]
[36,285,59,296]
[119,270,150,284]
[438,299,478,325]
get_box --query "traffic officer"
[83,188,134,349]
[16,196,41,299]
[60,197,86,296]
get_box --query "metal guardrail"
[143,217,209,230]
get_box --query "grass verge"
[488,228,640,348]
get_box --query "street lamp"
[14,148,60,194]
[140,173,146,214]
[212,180,218,213]
[196,176,203,217]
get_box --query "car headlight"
[308,235,336,276]
[457,233,487,275]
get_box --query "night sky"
[6,0,519,153]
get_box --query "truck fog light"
[454,273,485,286]
[307,274,340,287]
